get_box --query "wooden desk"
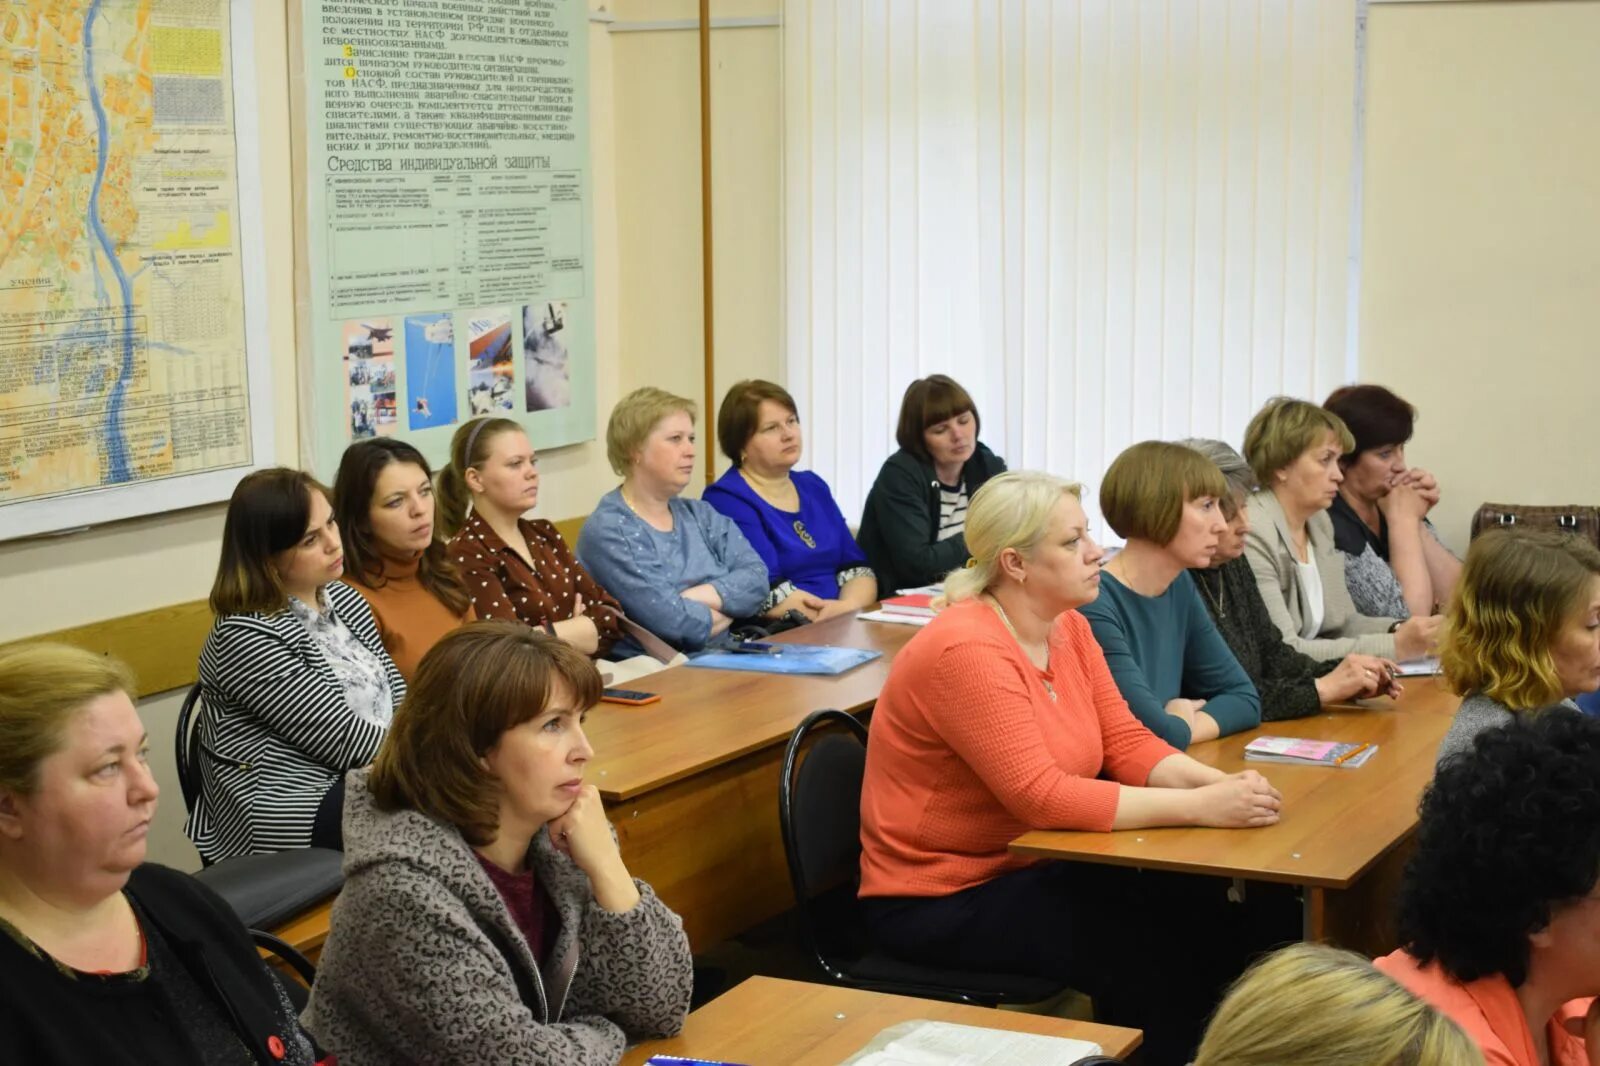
[1011,678,1460,954]
[590,615,916,948]
[621,976,1141,1065]
[267,614,920,959]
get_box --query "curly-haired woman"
[1434,528,1600,766]
[1377,711,1600,1065]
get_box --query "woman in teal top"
[1080,441,1262,749]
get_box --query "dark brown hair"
[717,379,798,466]
[333,439,470,616]
[435,417,523,538]
[894,374,981,460]
[1323,384,1417,463]
[209,468,331,616]
[367,622,604,846]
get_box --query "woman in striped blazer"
[187,468,406,864]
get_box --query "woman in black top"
[857,374,1007,593]
[0,642,327,1065]
[1179,439,1401,718]
[1322,384,1460,619]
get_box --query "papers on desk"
[1395,656,1442,676]
[839,1020,1102,1066]
[859,609,935,627]
[685,644,883,676]
[1244,736,1379,769]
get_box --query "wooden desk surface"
[587,614,918,802]
[620,976,1141,1065]
[1010,678,1461,888]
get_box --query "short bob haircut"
[1100,441,1228,544]
[1193,942,1481,1066]
[1397,712,1600,987]
[894,374,980,461]
[210,468,332,617]
[0,643,136,796]
[1242,396,1355,486]
[1439,528,1600,709]
[435,416,524,538]
[333,437,470,615]
[942,471,1083,604]
[1177,438,1258,519]
[1323,384,1417,462]
[717,379,797,466]
[368,622,604,847]
[606,386,697,477]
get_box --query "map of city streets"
[0,0,253,516]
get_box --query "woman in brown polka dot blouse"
[437,418,624,658]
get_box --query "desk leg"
[1298,836,1415,955]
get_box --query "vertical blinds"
[783,0,1360,529]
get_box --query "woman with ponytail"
[440,418,623,658]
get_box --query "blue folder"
[684,644,882,676]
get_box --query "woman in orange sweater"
[333,439,475,680]
[859,470,1284,1062]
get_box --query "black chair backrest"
[780,709,869,904]
[175,682,204,814]
[250,929,317,1012]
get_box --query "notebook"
[878,592,938,617]
[1243,736,1379,768]
[685,644,882,676]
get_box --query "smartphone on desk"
[601,687,661,706]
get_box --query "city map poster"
[0,0,271,539]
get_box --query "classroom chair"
[779,708,1065,1007]
[177,683,345,929]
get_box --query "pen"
[1333,742,1370,766]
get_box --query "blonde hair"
[941,471,1083,603]
[1194,943,1483,1066]
[1440,528,1600,708]
[435,417,523,538]
[0,643,136,794]
[1100,440,1228,544]
[606,387,697,477]
[1242,396,1356,485]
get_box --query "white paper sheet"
[859,610,935,627]
[838,1020,1102,1066]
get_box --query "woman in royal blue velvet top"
[703,380,877,622]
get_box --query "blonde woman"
[1241,396,1442,662]
[1434,528,1600,765]
[857,470,1282,1063]
[576,387,768,653]
[1194,943,1483,1066]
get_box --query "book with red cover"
[879,593,937,616]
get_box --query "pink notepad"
[1243,736,1378,768]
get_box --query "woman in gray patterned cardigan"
[304,623,692,1065]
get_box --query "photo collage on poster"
[343,298,578,441]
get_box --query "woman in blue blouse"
[703,380,877,622]
[576,387,770,653]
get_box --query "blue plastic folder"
[684,644,882,676]
[645,1058,752,1066]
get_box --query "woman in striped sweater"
[186,468,406,864]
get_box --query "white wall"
[1360,1,1600,549]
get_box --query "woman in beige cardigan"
[1240,398,1441,663]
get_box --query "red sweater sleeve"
[922,635,1126,832]
[1061,612,1180,786]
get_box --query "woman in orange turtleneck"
[333,439,475,680]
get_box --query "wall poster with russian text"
[294,0,594,478]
